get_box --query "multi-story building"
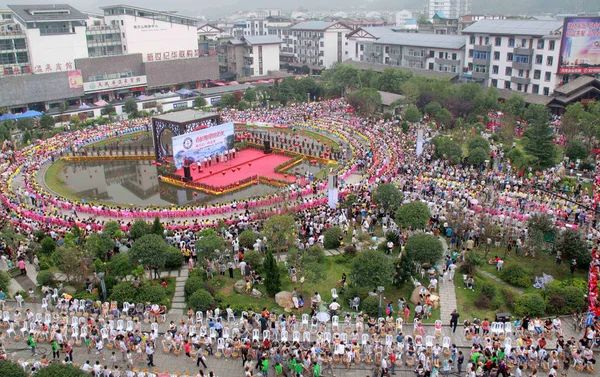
[347,27,465,74]
[290,21,353,71]
[425,0,472,19]
[462,19,564,95]
[395,10,413,26]
[8,4,89,75]
[218,35,281,79]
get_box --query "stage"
[173,149,301,189]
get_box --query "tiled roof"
[145,56,218,88]
[462,19,562,36]
[291,21,347,31]
[553,76,598,96]
[351,27,465,49]
[378,91,406,106]
[0,71,84,107]
[242,35,282,45]
[341,59,459,80]
[75,54,145,80]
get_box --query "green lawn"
[238,124,341,150]
[211,253,440,322]
[454,272,503,320]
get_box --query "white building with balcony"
[290,21,353,71]
[462,19,564,96]
[347,27,465,74]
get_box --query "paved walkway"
[477,269,525,295]
[438,237,458,324]
[169,268,189,315]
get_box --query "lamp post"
[97,272,107,302]
[377,286,385,318]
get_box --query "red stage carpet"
[173,149,300,188]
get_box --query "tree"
[151,216,165,237]
[40,236,57,255]
[431,136,462,164]
[263,250,281,297]
[102,221,121,238]
[129,234,170,275]
[129,219,151,239]
[189,97,205,109]
[403,105,422,123]
[123,98,138,117]
[35,363,88,377]
[524,121,556,169]
[526,214,557,256]
[468,147,488,166]
[502,94,526,119]
[395,201,431,229]
[263,215,297,255]
[467,135,491,154]
[557,229,591,267]
[58,101,69,118]
[524,104,551,126]
[102,103,116,116]
[373,182,403,212]
[404,233,443,265]
[195,228,225,259]
[435,108,453,126]
[395,255,415,286]
[0,122,10,144]
[345,88,381,116]
[219,94,236,107]
[85,233,115,260]
[54,247,91,284]
[565,140,589,161]
[237,100,250,110]
[69,114,81,127]
[424,102,442,117]
[21,130,32,145]
[39,114,55,130]
[16,117,34,131]
[243,88,257,102]
[0,360,28,377]
[376,68,412,94]
[351,249,394,287]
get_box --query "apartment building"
[347,27,465,74]
[462,19,564,95]
[425,0,472,19]
[218,35,281,79]
[289,21,353,70]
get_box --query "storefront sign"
[68,70,83,89]
[147,50,200,62]
[84,75,148,93]
[173,102,189,110]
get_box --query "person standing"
[450,309,460,333]
[146,341,155,367]
[17,258,26,275]
[196,349,208,368]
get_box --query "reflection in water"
[59,133,328,207]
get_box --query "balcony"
[512,61,532,70]
[514,46,533,55]
[472,57,489,66]
[404,54,426,62]
[473,44,491,52]
[0,30,25,39]
[511,76,531,85]
[435,58,460,66]
[471,71,489,80]
[86,25,120,33]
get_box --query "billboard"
[558,17,600,74]
[172,122,235,169]
[68,70,83,89]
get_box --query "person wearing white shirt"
[81,361,92,373]
[328,299,340,315]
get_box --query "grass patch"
[454,272,504,320]
[91,131,149,148]
[44,159,75,200]
[238,124,340,150]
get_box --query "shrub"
[136,285,166,304]
[323,226,343,249]
[473,295,491,309]
[165,248,184,269]
[40,237,56,255]
[35,362,88,377]
[502,288,516,310]
[36,270,55,287]
[0,360,28,377]
[33,230,46,242]
[546,295,568,314]
[491,295,504,310]
[108,282,136,304]
[93,258,106,273]
[543,281,586,314]
[0,271,10,292]
[479,281,497,298]
[458,262,476,276]
[344,245,358,257]
[184,276,204,299]
[341,285,360,303]
[514,293,546,317]
[243,250,263,271]
[239,230,259,250]
[361,295,380,317]
[188,289,216,312]
[500,265,530,288]
[464,250,484,266]
[38,255,52,270]
[385,231,400,245]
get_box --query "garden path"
[438,236,458,324]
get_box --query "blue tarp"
[0,113,16,121]
[14,110,42,119]
[176,88,193,95]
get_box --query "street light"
[97,272,107,302]
[377,286,385,318]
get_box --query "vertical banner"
[68,70,83,89]
[558,17,600,74]
[416,129,424,156]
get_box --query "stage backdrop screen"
[172,122,235,169]
[558,17,600,74]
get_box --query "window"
[505,81,511,89]
[493,51,500,60]
[537,40,545,49]
[518,69,525,77]
[13,39,26,50]
[505,67,512,76]
[360,44,364,51]
[532,84,539,94]
[491,79,498,87]
[507,53,513,61]
[543,87,550,95]
[473,51,488,59]
[485,37,490,45]
[492,65,499,74]
[544,72,551,81]
[508,38,515,47]
[430,50,435,58]
[533,70,541,79]
[429,62,434,70]
[535,55,543,64]
[514,55,529,64]
[439,51,444,58]
[517,83,523,91]
[452,53,457,60]
[549,40,555,50]
[469,36,475,44]
[546,56,553,66]
[521,39,527,47]
[495,37,501,46]
[469,49,473,57]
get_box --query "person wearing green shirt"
[274,362,283,376]
[471,351,481,364]
[294,361,303,376]
[28,333,35,356]
[51,339,60,359]
[261,358,269,377]
[313,362,321,377]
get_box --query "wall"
[251,43,280,76]
[105,14,199,62]
[27,25,88,74]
